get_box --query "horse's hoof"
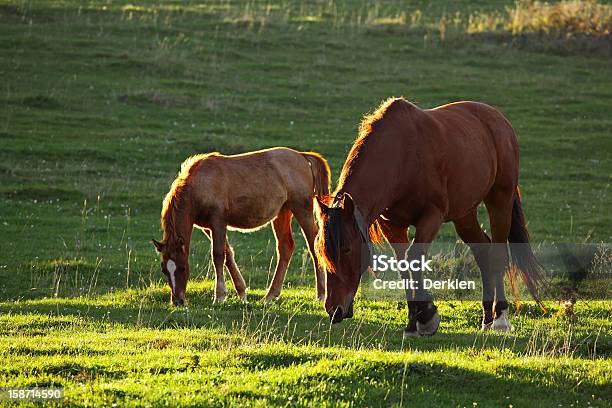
[403,317,418,339]
[213,294,227,304]
[416,311,440,336]
[491,309,513,332]
[403,328,419,339]
[481,321,493,331]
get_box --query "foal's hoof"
[213,294,227,304]
[238,292,248,303]
[263,292,280,302]
[491,309,513,332]
[416,311,440,336]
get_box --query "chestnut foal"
[153,147,330,305]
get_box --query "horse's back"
[190,148,314,229]
[430,101,518,146]
[224,147,314,198]
[427,101,518,164]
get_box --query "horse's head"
[152,237,189,306]
[315,193,370,323]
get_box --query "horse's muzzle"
[329,306,344,323]
[328,298,354,323]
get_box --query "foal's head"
[315,193,370,323]
[152,237,189,306]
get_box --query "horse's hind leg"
[484,188,514,331]
[293,205,325,301]
[224,240,247,302]
[264,208,295,301]
[452,211,495,329]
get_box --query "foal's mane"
[161,153,218,243]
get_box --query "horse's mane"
[336,97,413,189]
[314,196,346,273]
[161,153,218,242]
[315,96,409,271]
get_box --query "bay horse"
[314,97,545,336]
[153,147,330,305]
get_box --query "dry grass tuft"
[469,0,612,38]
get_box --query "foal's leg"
[293,205,325,301]
[202,229,247,301]
[210,222,228,304]
[452,211,495,329]
[224,240,247,301]
[406,208,443,337]
[485,189,515,331]
[264,208,295,301]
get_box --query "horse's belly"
[226,194,285,230]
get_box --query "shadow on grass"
[1,285,607,359]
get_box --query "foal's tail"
[508,186,547,307]
[301,152,331,196]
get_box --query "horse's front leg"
[210,222,228,304]
[404,208,443,338]
[202,228,247,302]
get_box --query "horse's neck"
[339,135,407,224]
[164,206,194,248]
[340,174,389,225]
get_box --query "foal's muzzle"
[172,292,186,307]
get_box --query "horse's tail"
[301,152,331,196]
[508,186,547,307]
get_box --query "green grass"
[0,0,610,406]
[1,286,610,407]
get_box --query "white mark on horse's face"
[167,259,177,291]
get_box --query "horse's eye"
[342,246,352,255]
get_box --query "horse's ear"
[342,193,355,216]
[315,195,330,214]
[152,239,165,253]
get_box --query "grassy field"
[0,0,610,406]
